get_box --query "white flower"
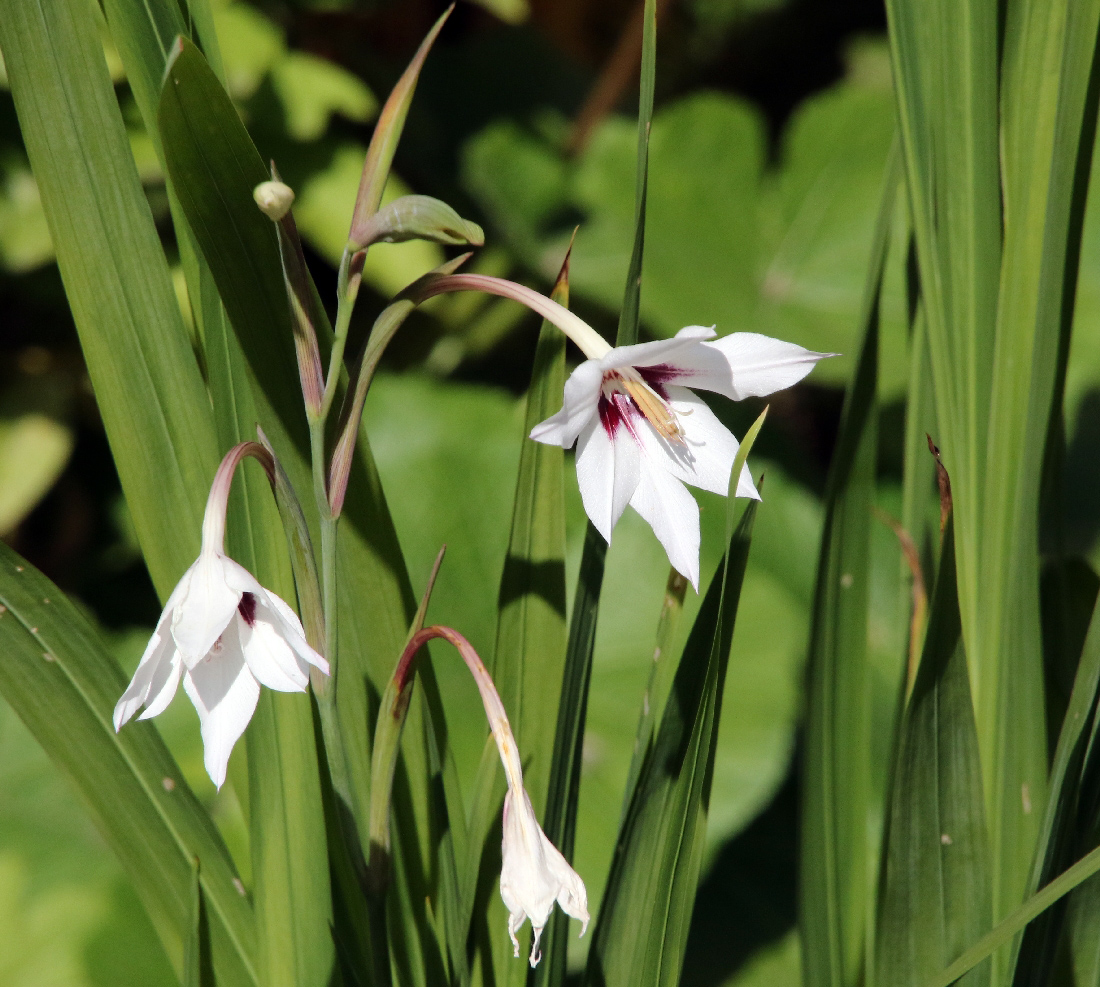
[114,446,328,789]
[448,628,589,966]
[531,325,830,589]
[500,785,589,967]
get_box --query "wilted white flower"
[456,635,588,966]
[114,445,328,788]
[500,784,588,966]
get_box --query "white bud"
[253,180,295,221]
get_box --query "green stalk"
[320,249,361,422]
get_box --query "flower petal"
[137,653,184,721]
[257,590,329,676]
[542,832,589,934]
[529,360,604,448]
[114,625,177,729]
[597,325,716,373]
[171,553,241,667]
[661,332,830,400]
[629,457,702,590]
[182,629,260,789]
[634,387,759,500]
[575,412,641,544]
[238,612,308,692]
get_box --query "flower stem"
[320,248,362,422]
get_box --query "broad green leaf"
[0,408,72,536]
[0,543,255,986]
[0,161,53,272]
[583,436,761,987]
[0,0,220,600]
[462,52,900,391]
[876,517,991,987]
[270,51,377,142]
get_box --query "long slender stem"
[320,248,361,421]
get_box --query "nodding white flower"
[456,635,588,966]
[530,325,831,589]
[114,445,328,789]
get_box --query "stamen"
[618,375,685,442]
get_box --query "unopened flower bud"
[253,180,295,221]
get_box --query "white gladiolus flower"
[531,325,831,589]
[455,633,589,966]
[406,273,831,591]
[114,445,328,789]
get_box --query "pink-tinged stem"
[412,273,612,360]
[369,624,524,893]
[201,441,274,554]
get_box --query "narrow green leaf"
[582,417,762,987]
[532,7,656,978]
[480,247,568,987]
[0,0,219,599]
[185,860,216,987]
[926,842,1100,987]
[615,0,657,349]
[620,567,689,820]
[876,516,991,987]
[883,0,1000,687]
[0,544,255,987]
[800,151,897,987]
[348,6,453,245]
[1015,566,1100,984]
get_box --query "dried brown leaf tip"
[926,434,952,532]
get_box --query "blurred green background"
[4,0,1100,984]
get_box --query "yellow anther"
[620,376,684,442]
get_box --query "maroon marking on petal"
[238,592,257,627]
[638,362,684,387]
[598,394,622,438]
